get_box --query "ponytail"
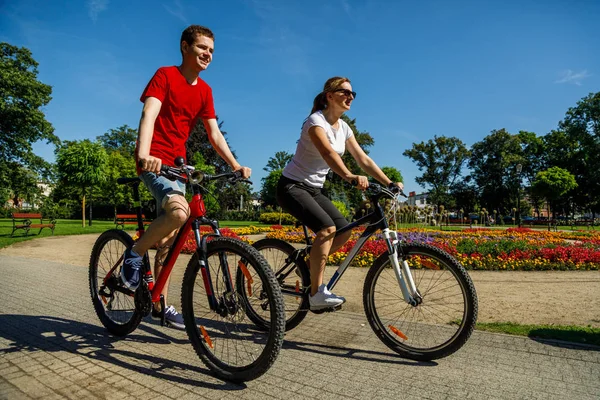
[310,92,328,114]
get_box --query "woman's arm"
[308,126,368,189]
[346,135,404,189]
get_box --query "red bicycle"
[88,159,285,382]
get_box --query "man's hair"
[180,25,214,55]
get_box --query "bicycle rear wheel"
[248,239,310,331]
[89,229,143,336]
[181,237,285,382]
[364,243,477,361]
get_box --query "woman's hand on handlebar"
[233,165,252,179]
[390,181,404,191]
[349,175,369,190]
[138,155,162,174]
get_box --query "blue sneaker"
[120,248,143,290]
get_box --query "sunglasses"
[333,88,357,99]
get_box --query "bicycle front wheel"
[364,243,477,361]
[181,237,285,382]
[89,229,143,336]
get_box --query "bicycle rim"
[182,237,285,382]
[89,229,142,336]
[365,243,477,360]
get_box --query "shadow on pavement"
[528,327,600,351]
[0,314,246,390]
[282,339,438,367]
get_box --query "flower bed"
[267,227,600,271]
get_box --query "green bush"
[332,200,350,219]
[259,212,297,225]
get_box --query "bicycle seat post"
[302,225,312,246]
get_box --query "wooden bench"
[115,214,151,229]
[11,213,56,237]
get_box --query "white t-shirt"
[282,111,354,188]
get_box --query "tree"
[532,167,577,229]
[7,163,42,208]
[0,42,59,190]
[186,117,234,174]
[260,169,283,208]
[263,151,293,172]
[403,135,469,209]
[468,129,522,214]
[97,124,138,157]
[55,140,108,227]
[381,166,403,184]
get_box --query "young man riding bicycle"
[120,25,251,329]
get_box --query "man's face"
[182,34,214,72]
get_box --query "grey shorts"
[139,172,186,213]
[276,175,348,233]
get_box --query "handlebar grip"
[350,179,358,186]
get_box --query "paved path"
[0,254,599,400]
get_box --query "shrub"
[259,211,297,225]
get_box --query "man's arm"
[137,97,163,173]
[203,118,251,178]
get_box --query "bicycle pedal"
[309,304,342,314]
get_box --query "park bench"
[114,213,151,229]
[11,213,56,237]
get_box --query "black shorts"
[276,175,348,233]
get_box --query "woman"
[277,76,403,310]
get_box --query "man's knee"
[316,225,336,240]
[163,195,189,226]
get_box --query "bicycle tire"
[89,229,143,336]
[248,239,310,331]
[181,237,285,382]
[363,242,477,361]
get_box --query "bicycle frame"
[111,178,234,312]
[280,190,420,305]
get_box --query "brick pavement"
[0,254,599,400]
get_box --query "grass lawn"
[0,218,270,249]
[475,322,600,347]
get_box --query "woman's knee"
[316,225,336,240]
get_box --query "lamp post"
[516,163,522,228]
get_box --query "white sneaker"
[309,284,345,310]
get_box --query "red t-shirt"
[136,66,216,173]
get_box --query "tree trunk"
[82,194,86,228]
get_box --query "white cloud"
[554,69,591,86]
[163,0,189,25]
[88,0,109,23]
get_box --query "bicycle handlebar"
[155,161,253,186]
[349,179,408,199]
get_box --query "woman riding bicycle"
[276,76,403,311]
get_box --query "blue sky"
[1,0,599,193]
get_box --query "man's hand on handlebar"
[138,155,162,174]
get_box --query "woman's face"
[328,81,355,112]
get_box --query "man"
[120,25,251,329]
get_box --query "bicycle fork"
[382,229,421,306]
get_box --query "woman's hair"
[310,76,351,114]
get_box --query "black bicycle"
[245,183,478,361]
[89,158,285,382]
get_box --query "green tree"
[55,140,108,226]
[7,163,42,208]
[97,124,138,157]
[261,169,283,208]
[403,135,469,209]
[381,166,404,184]
[186,117,235,174]
[263,151,293,172]
[469,129,522,214]
[0,42,59,190]
[532,167,578,229]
